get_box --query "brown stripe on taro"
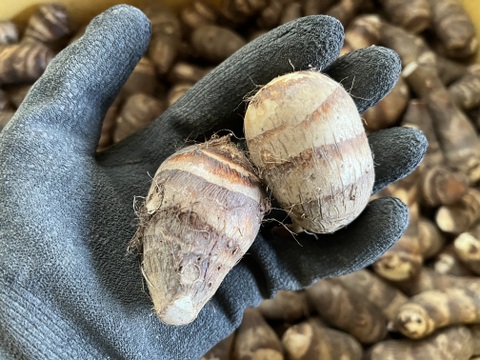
[164,148,261,191]
[199,147,260,183]
[150,168,263,242]
[260,132,369,171]
[142,187,246,257]
[248,73,313,108]
[247,85,348,147]
[260,133,372,213]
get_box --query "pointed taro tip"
[159,296,197,326]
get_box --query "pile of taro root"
[1,0,480,359]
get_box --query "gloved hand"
[0,5,427,360]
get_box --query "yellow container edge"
[0,0,479,60]
[0,0,220,24]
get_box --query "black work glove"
[0,5,426,360]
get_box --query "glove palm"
[0,6,426,359]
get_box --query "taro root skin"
[132,136,267,326]
[244,71,374,234]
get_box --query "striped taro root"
[244,70,374,234]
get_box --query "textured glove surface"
[0,5,426,360]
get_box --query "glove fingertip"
[325,45,402,113]
[15,4,152,156]
[89,4,151,33]
[370,127,428,194]
[372,196,409,239]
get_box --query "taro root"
[23,4,72,47]
[306,279,388,344]
[0,42,55,85]
[367,326,474,360]
[131,136,267,325]
[282,317,363,360]
[244,70,374,234]
[0,21,19,45]
[394,287,480,339]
